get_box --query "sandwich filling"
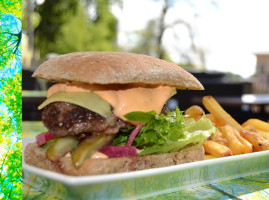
[44,82,176,121]
[37,82,216,168]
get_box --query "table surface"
[22,121,269,200]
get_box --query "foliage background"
[22,0,120,65]
[0,0,22,199]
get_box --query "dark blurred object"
[22,90,46,121]
[167,71,269,124]
[22,69,44,121]
[22,68,56,121]
[22,96,44,121]
[22,69,41,90]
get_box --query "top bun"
[33,52,203,90]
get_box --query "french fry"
[214,125,252,153]
[204,114,215,121]
[203,140,232,157]
[239,130,269,151]
[231,128,253,153]
[205,114,226,128]
[220,125,246,155]
[204,154,217,160]
[196,95,269,160]
[185,105,204,117]
[202,96,243,131]
[210,130,229,146]
[256,130,269,141]
[185,105,204,121]
[243,124,256,132]
[215,137,229,146]
[242,119,269,132]
[243,124,269,141]
[204,114,217,125]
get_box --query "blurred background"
[22,0,269,123]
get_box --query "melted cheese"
[47,82,175,121]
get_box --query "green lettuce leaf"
[113,134,129,146]
[114,108,216,156]
[134,107,185,148]
[139,117,216,155]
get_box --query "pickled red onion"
[126,124,142,147]
[36,132,55,146]
[101,146,137,158]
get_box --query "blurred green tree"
[34,0,78,58]
[29,0,120,59]
[53,0,118,54]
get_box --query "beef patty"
[42,102,131,137]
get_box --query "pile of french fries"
[185,96,269,159]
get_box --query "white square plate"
[23,137,269,200]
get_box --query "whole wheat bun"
[24,142,204,176]
[33,52,203,90]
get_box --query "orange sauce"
[47,82,175,121]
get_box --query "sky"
[113,0,269,79]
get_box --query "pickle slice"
[40,139,55,150]
[47,136,79,161]
[72,135,114,168]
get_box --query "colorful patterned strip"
[0,1,22,199]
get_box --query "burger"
[24,52,216,176]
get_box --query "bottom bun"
[24,142,204,176]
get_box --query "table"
[22,121,269,200]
